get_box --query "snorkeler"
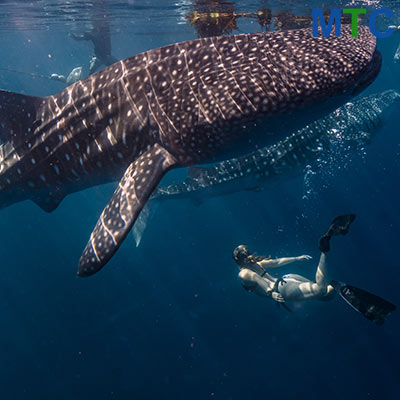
[233,215,396,324]
[186,1,239,38]
[69,12,117,73]
[50,1,116,82]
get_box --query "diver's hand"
[297,255,312,261]
[272,292,285,303]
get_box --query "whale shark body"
[152,90,400,201]
[0,26,381,276]
[132,90,399,246]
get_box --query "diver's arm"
[259,255,312,269]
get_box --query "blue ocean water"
[0,1,399,399]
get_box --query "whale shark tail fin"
[0,89,45,147]
[0,90,65,212]
[78,144,178,277]
[331,280,396,325]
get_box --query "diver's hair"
[253,254,271,262]
[243,254,271,268]
[233,245,271,268]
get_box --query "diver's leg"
[278,254,333,300]
[315,253,329,288]
[299,253,334,298]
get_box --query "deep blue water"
[0,1,399,399]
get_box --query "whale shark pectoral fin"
[77,144,177,277]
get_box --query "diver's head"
[233,245,250,268]
[233,245,270,270]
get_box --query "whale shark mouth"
[352,49,382,95]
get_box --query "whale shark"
[0,26,381,276]
[132,90,399,246]
[154,90,400,201]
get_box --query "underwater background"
[0,0,399,399]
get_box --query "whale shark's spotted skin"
[131,90,399,247]
[0,26,380,276]
[152,90,400,201]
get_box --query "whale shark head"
[251,24,381,111]
[331,25,381,95]
[209,24,382,158]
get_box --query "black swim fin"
[319,214,356,253]
[327,214,356,236]
[331,280,396,325]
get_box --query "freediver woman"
[233,215,396,325]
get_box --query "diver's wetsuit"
[237,215,395,324]
[275,254,335,301]
[239,253,335,302]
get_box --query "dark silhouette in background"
[50,0,117,84]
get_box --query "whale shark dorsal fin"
[78,144,177,277]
